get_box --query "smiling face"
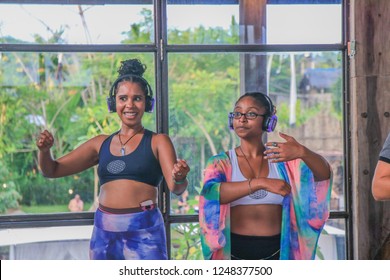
[115,81,147,126]
[233,96,267,138]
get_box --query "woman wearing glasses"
[199,92,332,260]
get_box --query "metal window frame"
[0,0,351,260]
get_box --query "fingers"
[280,186,291,196]
[265,133,294,148]
[263,144,283,162]
[172,159,190,180]
[274,180,291,196]
[36,130,54,149]
[283,181,292,195]
[265,151,282,162]
[260,178,291,196]
[265,141,279,148]
[278,132,289,140]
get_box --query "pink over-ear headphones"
[228,92,277,132]
[106,74,155,113]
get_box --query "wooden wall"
[349,0,390,259]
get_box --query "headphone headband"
[262,94,275,116]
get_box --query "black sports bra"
[97,129,163,187]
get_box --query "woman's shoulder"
[87,133,113,148]
[149,131,175,151]
[214,151,230,159]
[93,132,114,142]
[206,151,230,165]
[70,133,112,156]
[149,130,171,142]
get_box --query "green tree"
[0,161,22,213]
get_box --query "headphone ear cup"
[262,116,269,131]
[228,113,234,130]
[260,93,277,132]
[263,114,278,132]
[107,81,117,113]
[145,96,155,113]
[106,96,116,113]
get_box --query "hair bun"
[117,59,146,77]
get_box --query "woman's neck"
[239,140,265,157]
[120,124,144,136]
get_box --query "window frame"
[0,0,352,260]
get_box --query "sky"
[0,4,341,44]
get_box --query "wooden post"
[239,0,267,94]
[349,0,390,259]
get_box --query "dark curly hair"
[117,58,146,77]
[113,59,151,97]
[235,92,274,116]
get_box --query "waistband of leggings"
[98,203,156,214]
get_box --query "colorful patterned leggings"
[89,207,167,260]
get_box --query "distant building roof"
[305,68,341,90]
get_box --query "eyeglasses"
[229,112,267,120]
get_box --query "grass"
[21,203,93,214]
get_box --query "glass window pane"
[167,3,239,44]
[317,219,346,260]
[168,53,239,216]
[0,225,93,259]
[267,52,345,212]
[171,223,202,260]
[167,2,341,45]
[170,134,201,215]
[0,52,155,215]
[168,51,344,213]
[267,4,342,44]
[171,192,199,215]
[0,4,153,44]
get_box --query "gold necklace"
[239,146,268,199]
[118,126,144,156]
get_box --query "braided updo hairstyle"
[117,58,146,78]
[115,59,150,97]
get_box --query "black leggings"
[230,232,281,260]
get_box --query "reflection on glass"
[0,226,93,259]
[167,2,341,45]
[317,219,346,260]
[169,51,344,214]
[0,4,153,44]
[0,52,155,215]
[171,223,202,260]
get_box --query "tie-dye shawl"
[199,152,332,260]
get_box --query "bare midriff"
[99,179,157,209]
[230,204,282,236]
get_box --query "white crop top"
[229,149,284,207]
